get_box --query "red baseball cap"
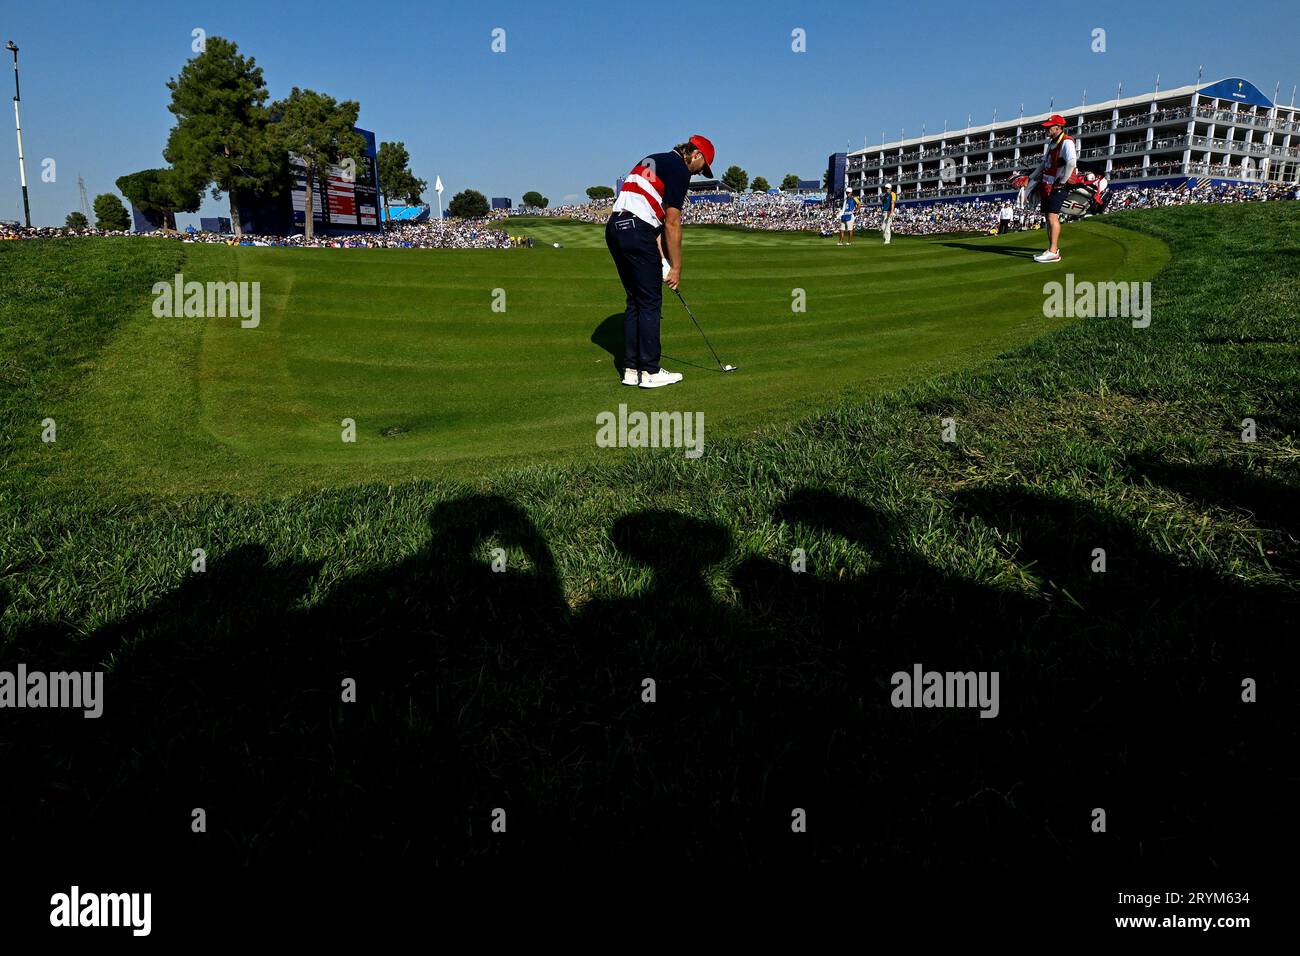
[689,134,715,178]
[1041,114,1067,128]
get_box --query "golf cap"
[689,134,715,178]
[1042,114,1067,128]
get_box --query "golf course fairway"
[31,217,1167,496]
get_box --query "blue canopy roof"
[1198,77,1273,108]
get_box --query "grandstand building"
[844,77,1300,206]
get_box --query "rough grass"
[0,205,1294,893]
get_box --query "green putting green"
[43,217,1167,496]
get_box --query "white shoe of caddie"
[622,367,640,386]
[639,368,683,389]
[1034,250,1061,263]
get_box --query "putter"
[671,287,737,372]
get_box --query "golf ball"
[553,242,561,248]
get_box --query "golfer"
[1025,114,1081,263]
[837,189,860,245]
[881,183,897,244]
[606,134,716,388]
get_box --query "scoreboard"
[289,127,382,232]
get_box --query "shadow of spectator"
[1,484,1288,879]
[0,542,322,876]
[1123,453,1300,574]
[728,486,1052,866]
[0,494,572,874]
[946,482,1293,874]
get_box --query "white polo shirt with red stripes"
[612,150,691,229]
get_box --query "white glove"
[661,258,671,281]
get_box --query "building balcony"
[1108,162,1186,180]
[844,106,1298,176]
[1190,135,1277,154]
[1187,160,1268,180]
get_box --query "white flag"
[435,176,444,195]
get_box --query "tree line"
[716,170,809,194]
[87,36,431,239]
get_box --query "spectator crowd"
[521,194,830,230]
[1105,181,1295,210]
[4,182,1296,246]
[872,182,1296,235]
[1,216,513,249]
[512,181,1297,237]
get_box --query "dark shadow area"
[1123,453,1300,573]
[945,482,1291,862]
[591,312,625,374]
[1,485,1292,886]
[591,312,723,376]
[1,495,570,874]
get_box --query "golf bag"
[1057,160,1110,219]
[1013,160,1110,221]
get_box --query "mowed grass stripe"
[17,217,1165,494]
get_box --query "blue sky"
[3,0,1298,227]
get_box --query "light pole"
[7,41,30,228]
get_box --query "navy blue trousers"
[605,213,663,373]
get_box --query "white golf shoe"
[639,368,683,389]
[622,367,640,386]
[1034,250,1062,263]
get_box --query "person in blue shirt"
[881,184,897,244]
[837,189,860,246]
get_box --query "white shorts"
[840,217,854,230]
